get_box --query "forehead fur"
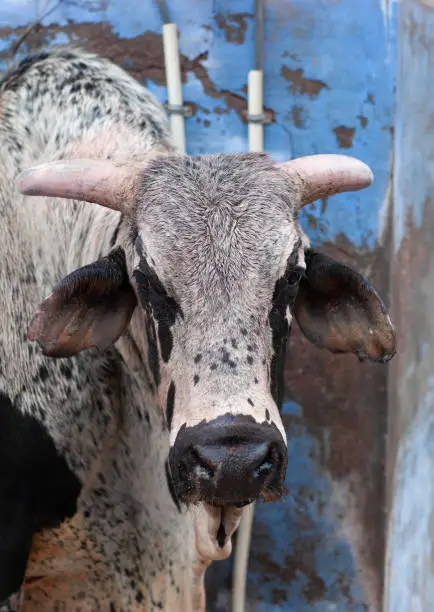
[133,152,302,316]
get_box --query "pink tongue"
[218,506,245,546]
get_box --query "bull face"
[130,155,306,513]
[16,152,396,559]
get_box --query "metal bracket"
[164,102,194,118]
[242,109,274,124]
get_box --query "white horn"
[278,154,374,209]
[15,158,149,214]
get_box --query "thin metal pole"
[248,0,265,152]
[155,0,186,153]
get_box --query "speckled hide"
[0,48,200,611]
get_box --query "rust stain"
[301,204,327,235]
[290,104,305,128]
[214,12,253,45]
[333,125,356,148]
[281,65,329,98]
[187,101,211,117]
[190,54,276,123]
[213,106,229,115]
[0,22,276,126]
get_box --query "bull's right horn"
[15,158,155,214]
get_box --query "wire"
[255,0,264,71]
[154,0,170,25]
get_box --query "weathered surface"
[384,1,434,610]
[241,237,393,612]
[0,1,397,610]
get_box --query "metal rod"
[154,0,187,154]
[162,22,186,153]
[247,69,264,152]
[232,502,256,612]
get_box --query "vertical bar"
[232,503,255,612]
[247,69,264,152]
[162,22,186,154]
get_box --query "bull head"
[15,152,395,559]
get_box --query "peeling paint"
[214,12,253,45]
[0,0,397,251]
[333,126,356,149]
[0,23,274,126]
[290,104,305,128]
[280,65,329,98]
[244,402,369,611]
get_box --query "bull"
[0,47,395,611]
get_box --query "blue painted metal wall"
[0,1,398,609]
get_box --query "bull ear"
[294,250,396,362]
[28,247,137,357]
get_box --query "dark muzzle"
[168,414,287,507]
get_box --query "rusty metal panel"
[385,1,434,611]
[0,1,397,609]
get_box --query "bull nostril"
[193,441,279,483]
[253,451,275,479]
[191,447,215,480]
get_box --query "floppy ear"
[28,247,137,357]
[294,250,396,362]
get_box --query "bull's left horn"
[277,154,374,209]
